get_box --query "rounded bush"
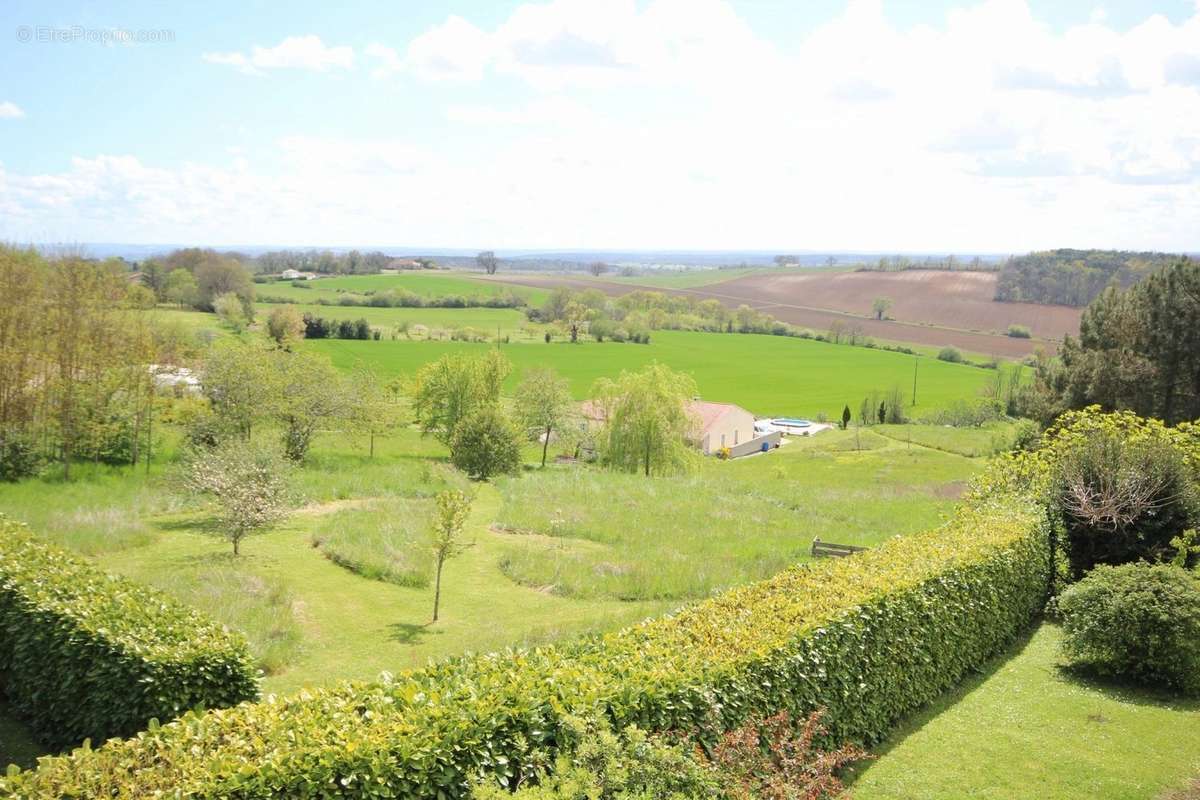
[1057,562,1200,695]
[451,406,522,480]
[937,346,964,363]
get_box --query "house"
[580,398,760,456]
[280,268,312,280]
[689,401,756,455]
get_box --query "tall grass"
[148,563,303,675]
[308,499,432,587]
[495,434,977,601]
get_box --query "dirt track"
[483,271,1081,358]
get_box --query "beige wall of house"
[699,406,756,454]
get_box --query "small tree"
[182,441,291,555]
[429,489,473,623]
[272,349,356,462]
[266,305,305,347]
[515,367,573,467]
[350,368,404,458]
[213,291,248,331]
[841,405,851,430]
[163,268,198,308]
[451,407,522,479]
[588,261,609,277]
[872,296,893,320]
[476,250,499,275]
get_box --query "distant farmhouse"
[280,268,314,280]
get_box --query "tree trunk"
[644,435,651,477]
[432,558,444,622]
[541,425,551,467]
[370,433,375,459]
[233,535,240,556]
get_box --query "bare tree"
[476,250,499,275]
[588,261,609,277]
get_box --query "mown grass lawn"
[848,623,1200,800]
[307,329,1002,419]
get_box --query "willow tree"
[593,362,697,477]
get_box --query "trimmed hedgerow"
[0,497,1048,797]
[0,517,259,750]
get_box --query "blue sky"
[1,0,1198,251]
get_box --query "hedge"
[0,496,1048,797]
[0,517,259,751]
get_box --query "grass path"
[98,483,669,696]
[848,623,1200,799]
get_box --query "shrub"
[1057,563,1200,695]
[937,346,964,363]
[471,716,722,800]
[0,517,259,750]
[3,498,1048,796]
[451,407,523,480]
[1007,324,1032,338]
[0,428,43,481]
[706,710,870,800]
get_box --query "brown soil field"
[484,270,1082,359]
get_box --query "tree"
[878,401,886,425]
[201,341,279,441]
[476,250,499,275]
[410,351,510,445]
[182,440,291,556]
[266,305,305,347]
[593,363,697,476]
[213,292,248,331]
[163,268,198,308]
[588,261,609,277]
[872,296,893,320]
[450,406,522,479]
[429,489,473,622]
[272,350,356,462]
[841,405,851,430]
[515,367,573,467]
[350,368,404,458]
[194,254,255,312]
[773,255,799,267]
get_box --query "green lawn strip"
[848,623,1200,800]
[96,482,669,696]
[307,329,996,419]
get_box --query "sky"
[0,0,1198,253]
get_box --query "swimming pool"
[773,418,812,427]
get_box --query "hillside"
[995,249,1183,306]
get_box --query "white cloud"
[4,1,1200,251]
[0,101,24,119]
[203,35,353,75]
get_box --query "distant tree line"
[994,248,1181,307]
[253,249,425,275]
[1015,258,1200,425]
[855,254,996,273]
[138,248,256,316]
[258,287,526,310]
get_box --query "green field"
[307,330,1001,418]
[849,623,1200,799]
[257,272,548,305]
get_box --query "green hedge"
[0,496,1048,797]
[0,517,259,750]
